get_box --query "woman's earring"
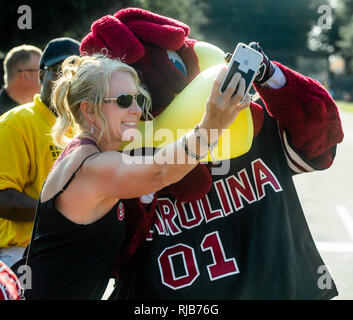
[90,123,95,135]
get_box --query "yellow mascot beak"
[121,41,253,161]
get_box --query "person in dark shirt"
[0,45,42,115]
[24,54,250,299]
[0,86,17,113]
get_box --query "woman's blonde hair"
[51,54,152,148]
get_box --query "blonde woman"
[24,54,250,299]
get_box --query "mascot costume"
[81,8,343,299]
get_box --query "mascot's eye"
[167,50,187,75]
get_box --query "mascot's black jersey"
[116,106,338,300]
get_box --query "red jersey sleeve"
[254,61,343,170]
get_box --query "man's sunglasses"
[103,93,148,110]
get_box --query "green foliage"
[0,0,328,72]
[311,0,353,72]
[130,0,209,39]
[0,0,129,54]
[201,0,317,67]
[0,0,208,56]
[337,100,353,112]
[337,17,353,58]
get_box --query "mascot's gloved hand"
[248,42,275,84]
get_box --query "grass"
[336,100,353,112]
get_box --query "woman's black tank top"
[24,138,125,300]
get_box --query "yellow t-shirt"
[0,94,62,248]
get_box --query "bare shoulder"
[41,144,100,203]
[81,150,124,176]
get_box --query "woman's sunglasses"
[103,93,148,110]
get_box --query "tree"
[130,0,208,40]
[0,0,208,86]
[335,0,353,72]
[0,0,208,56]
[309,0,353,73]
[201,0,318,68]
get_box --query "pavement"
[293,108,353,300]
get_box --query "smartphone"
[220,42,263,102]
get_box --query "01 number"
[157,231,239,290]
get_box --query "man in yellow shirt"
[0,37,80,267]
